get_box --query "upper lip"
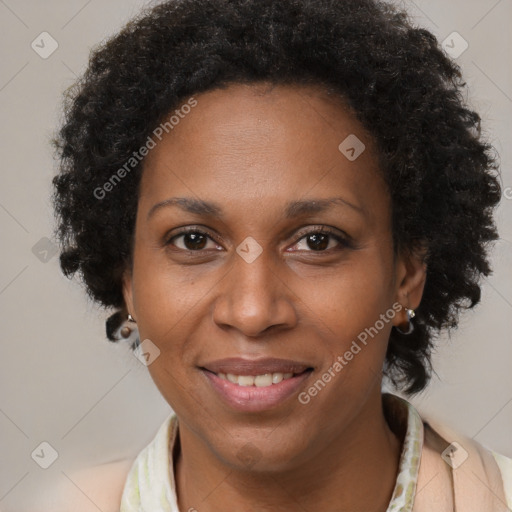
[201,357,313,376]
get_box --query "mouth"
[198,358,314,412]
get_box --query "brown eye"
[292,227,350,253]
[167,230,217,251]
[181,232,208,250]
[304,233,330,251]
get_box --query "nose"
[212,248,298,338]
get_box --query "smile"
[200,367,313,412]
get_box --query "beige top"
[120,393,512,511]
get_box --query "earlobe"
[393,245,427,328]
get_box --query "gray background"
[0,0,511,510]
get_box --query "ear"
[122,267,135,319]
[392,244,427,328]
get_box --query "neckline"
[158,393,424,511]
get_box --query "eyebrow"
[147,196,364,221]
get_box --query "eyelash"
[165,225,352,254]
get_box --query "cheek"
[301,252,395,398]
[130,254,204,410]
[304,254,394,340]
[130,247,212,341]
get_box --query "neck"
[174,390,402,512]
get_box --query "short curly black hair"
[52,0,501,394]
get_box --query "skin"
[123,82,427,512]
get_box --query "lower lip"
[201,369,313,412]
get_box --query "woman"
[50,0,511,510]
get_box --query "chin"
[214,430,311,474]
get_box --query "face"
[123,82,425,471]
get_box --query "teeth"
[254,374,272,387]
[272,373,283,384]
[238,375,255,386]
[217,372,297,387]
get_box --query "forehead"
[138,82,387,220]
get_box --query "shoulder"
[421,417,512,509]
[491,451,512,509]
[37,458,135,512]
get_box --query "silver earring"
[396,308,415,335]
[127,314,136,323]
